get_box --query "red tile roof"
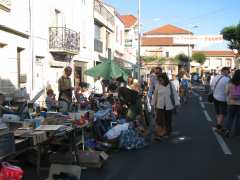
[141,37,174,46]
[119,15,137,28]
[193,50,235,57]
[144,24,192,35]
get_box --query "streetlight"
[137,0,141,82]
[187,25,199,72]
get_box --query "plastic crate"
[0,133,15,159]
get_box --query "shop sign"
[0,0,11,12]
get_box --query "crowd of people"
[43,65,240,141]
[42,66,195,142]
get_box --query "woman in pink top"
[224,69,240,137]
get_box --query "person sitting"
[45,89,58,111]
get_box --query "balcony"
[94,0,114,31]
[49,27,80,55]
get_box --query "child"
[45,89,58,111]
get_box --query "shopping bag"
[0,162,23,180]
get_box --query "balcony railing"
[94,39,103,53]
[49,27,80,55]
[94,0,114,25]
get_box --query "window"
[120,30,122,45]
[116,26,118,42]
[106,31,110,49]
[225,58,232,67]
[166,52,169,58]
[94,24,101,40]
[82,0,86,5]
[55,9,64,27]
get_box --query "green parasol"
[85,59,129,81]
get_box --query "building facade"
[119,14,138,67]
[141,24,193,58]
[141,24,194,74]
[93,0,115,63]
[0,0,138,100]
[193,50,236,73]
[0,0,30,95]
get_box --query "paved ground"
[81,86,240,180]
[22,85,240,180]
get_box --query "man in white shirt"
[94,77,103,95]
[210,67,230,131]
[171,74,180,93]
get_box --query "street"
[81,85,240,180]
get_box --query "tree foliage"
[192,52,206,64]
[174,54,190,65]
[221,22,240,56]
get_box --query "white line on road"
[199,96,203,101]
[212,128,232,155]
[203,110,212,122]
[203,102,213,105]
[200,102,205,109]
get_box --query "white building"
[93,0,115,63]
[113,12,125,64]
[193,50,236,72]
[0,0,30,95]
[28,0,96,101]
[119,15,138,67]
[141,24,193,58]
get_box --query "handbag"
[208,76,224,103]
[169,83,177,114]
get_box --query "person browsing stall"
[58,66,73,112]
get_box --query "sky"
[105,0,240,50]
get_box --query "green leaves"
[221,22,240,54]
[192,52,206,65]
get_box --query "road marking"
[203,110,212,122]
[200,102,205,109]
[212,128,232,155]
[203,102,213,105]
[199,96,202,101]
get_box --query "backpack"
[181,79,189,88]
[229,84,240,100]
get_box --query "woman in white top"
[152,73,180,139]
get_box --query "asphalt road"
[81,85,240,180]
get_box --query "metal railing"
[49,27,80,54]
[94,0,114,25]
[94,39,103,53]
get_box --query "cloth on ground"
[104,123,129,140]
[119,126,146,150]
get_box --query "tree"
[175,53,191,72]
[221,22,240,68]
[221,22,240,55]
[192,52,206,64]
[174,54,190,65]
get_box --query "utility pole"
[137,0,141,82]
